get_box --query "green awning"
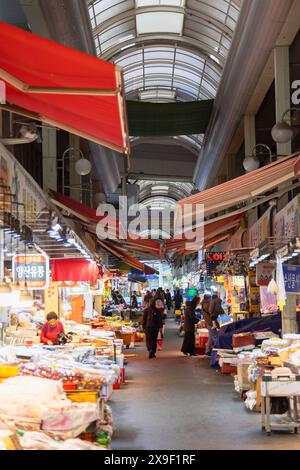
[127,99,214,137]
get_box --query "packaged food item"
[232,333,255,349]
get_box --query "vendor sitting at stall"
[40,312,65,346]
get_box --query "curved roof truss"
[88,0,240,101]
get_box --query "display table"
[66,388,105,420]
[261,375,300,435]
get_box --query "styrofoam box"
[261,380,300,397]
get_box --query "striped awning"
[178,154,299,219]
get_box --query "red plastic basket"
[221,363,237,374]
[63,382,77,391]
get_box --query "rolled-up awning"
[0,21,129,154]
[48,190,161,257]
[166,213,243,254]
[294,156,300,177]
[178,154,299,219]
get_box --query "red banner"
[51,259,100,283]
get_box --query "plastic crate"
[117,333,132,348]
[66,390,99,403]
[221,363,237,374]
[63,382,77,391]
[0,364,20,379]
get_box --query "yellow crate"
[66,390,99,403]
[0,364,20,379]
[118,332,133,347]
[268,356,282,367]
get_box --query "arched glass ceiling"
[139,195,177,210]
[115,45,221,100]
[88,0,240,207]
[88,0,241,101]
[135,180,194,201]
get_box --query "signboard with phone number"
[283,264,300,294]
[13,254,49,290]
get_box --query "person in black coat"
[181,296,199,356]
[143,299,164,359]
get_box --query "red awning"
[165,213,243,254]
[177,154,299,218]
[97,240,157,275]
[51,258,100,282]
[48,190,161,256]
[294,156,300,177]
[0,22,129,154]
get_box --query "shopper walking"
[174,289,183,310]
[201,294,215,356]
[131,291,138,309]
[155,287,165,304]
[209,294,224,330]
[165,289,172,313]
[181,296,199,356]
[143,290,152,308]
[173,289,183,323]
[143,299,164,359]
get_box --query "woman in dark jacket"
[143,299,164,359]
[181,296,199,356]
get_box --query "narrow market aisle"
[111,321,300,450]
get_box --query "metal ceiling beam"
[101,36,225,66]
[91,5,234,38]
[126,173,193,183]
[193,0,294,190]
[130,137,199,155]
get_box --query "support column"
[42,127,57,191]
[69,135,81,201]
[274,46,291,156]
[244,115,256,157]
[282,295,297,334]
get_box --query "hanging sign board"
[273,194,300,239]
[205,251,226,276]
[13,253,49,290]
[249,208,271,248]
[256,262,274,286]
[283,264,300,294]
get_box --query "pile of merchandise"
[0,314,133,450]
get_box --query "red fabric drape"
[51,259,100,283]
[0,21,127,152]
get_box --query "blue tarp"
[210,314,282,367]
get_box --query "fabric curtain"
[127,99,214,136]
[51,259,100,283]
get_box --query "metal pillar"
[282,295,297,334]
[274,46,292,157]
[42,126,57,191]
[69,135,81,201]
[244,115,256,157]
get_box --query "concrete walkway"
[111,320,300,450]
